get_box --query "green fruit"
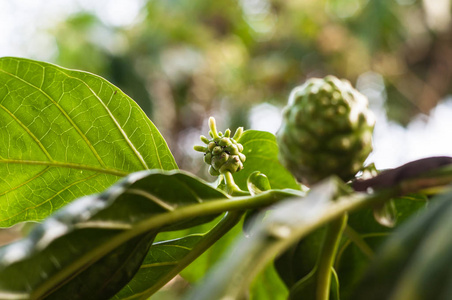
[277,75,375,186]
[195,117,246,176]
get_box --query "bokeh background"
[1,0,452,175]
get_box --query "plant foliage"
[0,57,452,300]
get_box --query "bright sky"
[2,0,452,170]
[0,0,145,60]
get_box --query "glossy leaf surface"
[0,57,177,227]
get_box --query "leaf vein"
[55,69,150,170]
[0,158,128,177]
[0,173,101,223]
[0,68,107,168]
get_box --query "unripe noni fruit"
[277,75,375,186]
[194,117,246,176]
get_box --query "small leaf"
[247,171,272,196]
[243,171,272,235]
[0,57,177,227]
[234,130,300,191]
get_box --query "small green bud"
[195,117,247,177]
[200,135,210,144]
[233,127,244,141]
[209,165,220,176]
[204,152,212,164]
[194,145,207,152]
[208,142,216,151]
[219,137,232,147]
[212,146,223,155]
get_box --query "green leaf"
[250,264,288,300]
[234,130,300,191]
[0,57,177,227]
[336,193,428,299]
[0,170,227,299]
[274,226,326,288]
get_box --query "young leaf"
[0,57,177,227]
[233,130,301,191]
[0,170,228,299]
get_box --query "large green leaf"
[0,57,177,227]
[234,130,300,191]
[0,169,297,299]
[0,170,228,299]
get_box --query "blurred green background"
[1,0,452,173]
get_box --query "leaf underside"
[0,57,177,227]
[0,170,227,299]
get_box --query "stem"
[316,214,348,300]
[184,186,399,300]
[223,171,250,196]
[31,189,293,299]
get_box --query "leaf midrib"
[0,158,128,177]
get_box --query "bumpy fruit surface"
[194,117,246,176]
[277,75,375,186]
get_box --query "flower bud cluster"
[194,117,246,176]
